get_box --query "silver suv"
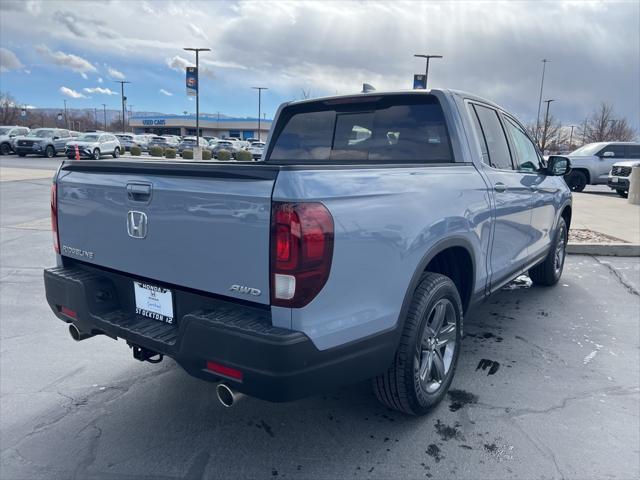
[564,142,640,192]
[0,126,30,155]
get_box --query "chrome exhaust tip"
[216,383,244,407]
[68,324,94,341]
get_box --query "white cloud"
[60,86,87,98]
[83,87,117,95]
[167,55,215,79]
[36,45,97,74]
[97,77,103,83]
[108,67,125,80]
[80,72,88,79]
[0,47,24,72]
[159,88,173,96]
[188,23,208,40]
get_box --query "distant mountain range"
[27,108,234,123]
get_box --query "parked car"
[608,160,640,198]
[248,141,265,160]
[564,142,640,192]
[147,135,179,150]
[13,128,72,157]
[44,89,571,415]
[0,126,30,155]
[114,133,138,152]
[211,140,239,158]
[177,136,210,154]
[65,133,121,160]
[132,135,151,151]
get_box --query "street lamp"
[252,87,267,140]
[413,54,443,89]
[535,59,550,143]
[183,47,211,156]
[569,125,576,148]
[63,99,68,129]
[114,80,131,133]
[541,98,555,152]
[102,104,107,132]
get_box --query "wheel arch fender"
[394,236,477,342]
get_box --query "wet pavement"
[1,167,639,479]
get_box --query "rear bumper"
[43,262,397,402]
[608,177,629,190]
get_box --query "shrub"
[235,149,252,161]
[217,149,231,161]
[202,149,212,160]
[149,146,164,157]
[165,148,176,159]
[182,149,193,160]
[130,145,142,156]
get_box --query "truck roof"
[285,88,503,111]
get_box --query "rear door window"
[471,104,514,170]
[601,144,627,157]
[267,94,453,163]
[626,145,640,159]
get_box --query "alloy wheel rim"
[554,225,566,275]
[416,298,457,394]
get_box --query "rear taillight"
[270,202,334,308]
[51,183,59,253]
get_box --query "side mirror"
[9,134,16,138]
[546,155,571,176]
[602,151,615,158]
[53,136,59,140]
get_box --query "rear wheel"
[18,153,26,157]
[0,142,11,155]
[113,147,120,158]
[616,189,628,198]
[372,272,462,415]
[529,217,568,286]
[93,148,101,160]
[564,170,587,192]
[44,146,55,158]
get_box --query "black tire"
[93,148,100,160]
[616,190,628,198]
[18,153,26,157]
[113,147,120,158]
[44,145,55,158]
[564,170,587,192]
[0,142,11,155]
[529,217,568,286]
[372,272,462,415]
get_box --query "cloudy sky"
[0,0,638,128]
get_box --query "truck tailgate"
[56,161,278,305]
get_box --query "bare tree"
[0,92,20,125]
[586,102,637,142]
[528,114,564,153]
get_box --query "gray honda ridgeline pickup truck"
[44,90,572,415]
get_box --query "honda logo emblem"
[127,211,148,239]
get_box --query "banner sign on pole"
[413,74,426,90]
[186,67,198,96]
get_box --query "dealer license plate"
[133,281,174,325]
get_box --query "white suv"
[608,160,640,198]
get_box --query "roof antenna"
[361,83,376,93]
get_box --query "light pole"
[535,59,550,143]
[413,54,443,88]
[183,47,210,153]
[569,125,576,148]
[102,104,107,132]
[114,80,131,133]
[63,99,68,129]
[541,99,555,153]
[252,87,267,140]
[94,107,98,130]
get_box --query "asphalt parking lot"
[1,155,639,480]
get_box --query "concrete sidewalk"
[571,190,640,244]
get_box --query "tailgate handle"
[127,183,152,203]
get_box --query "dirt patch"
[569,229,627,244]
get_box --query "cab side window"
[601,144,626,157]
[502,116,542,172]
[626,145,640,159]
[470,104,514,170]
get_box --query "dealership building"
[129,114,273,140]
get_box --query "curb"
[567,242,640,257]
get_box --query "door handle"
[127,183,152,203]
[493,182,507,193]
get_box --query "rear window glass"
[267,95,453,163]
